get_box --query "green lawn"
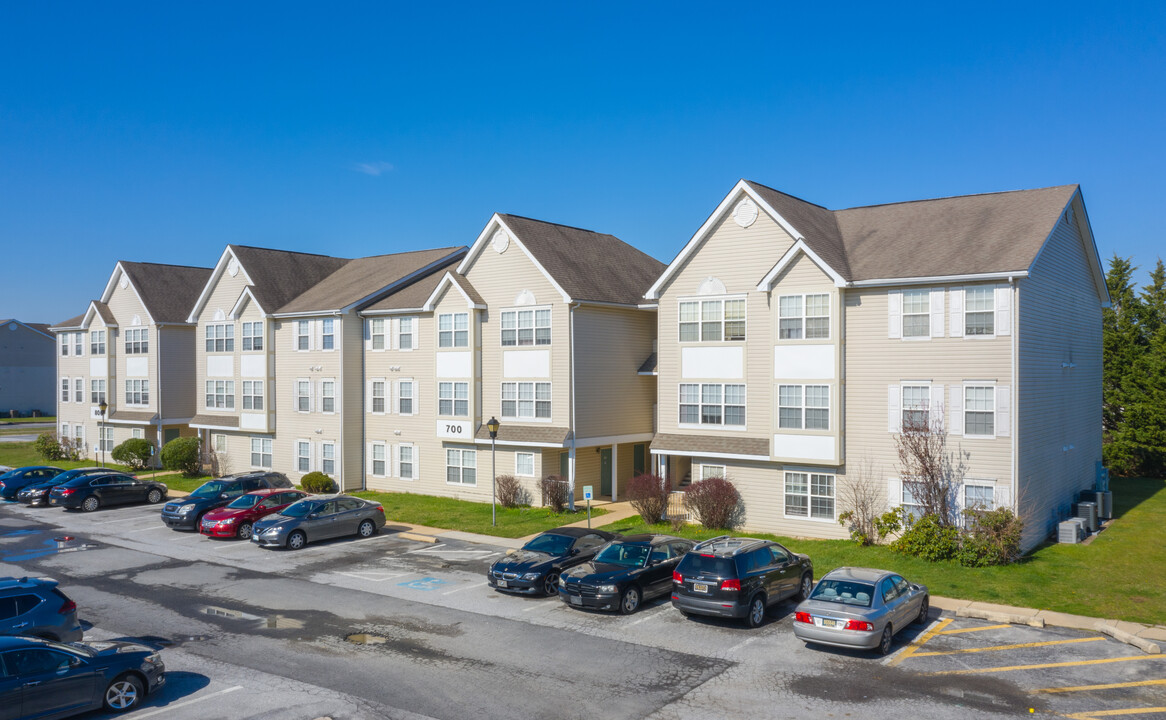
[0,441,133,473]
[600,477,1166,626]
[354,490,607,539]
[0,416,56,424]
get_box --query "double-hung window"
[295,320,311,351]
[678,298,746,342]
[778,385,829,430]
[446,448,476,485]
[124,328,148,354]
[784,472,835,520]
[89,331,105,355]
[90,379,106,405]
[901,480,925,521]
[371,381,386,413]
[205,324,234,352]
[369,319,386,350]
[73,333,83,356]
[438,313,468,348]
[321,442,336,474]
[100,426,114,452]
[320,380,336,413]
[501,382,551,420]
[439,382,468,417]
[251,437,273,468]
[700,464,726,481]
[74,378,83,403]
[295,380,311,412]
[321,319,335,350]
[965,287,995,335]
[60,336,69,356]
[371,443,386,476]
[126,379,149,406]
[964,386,995,436]
[242,381,263,410]
[296,441,311,472]
[205,380,235,409]
[60,378,70,403]
[678,383,745,427]
[501,308,551,346]
[242,322,263,351]
[902,290,930,338]
[778,294,830,339]
[398,318,414,350]
[398,444,415,480]
[901,385,930,430]
[398,380,413,415]
[964,483,995,512]
[516,452,534,476]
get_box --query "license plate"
[250,534,260,543]
[498,579,508,588]
[50,499,59,505]
[568,595,582,606]
[693,582,709,593]
[819,618,839,628]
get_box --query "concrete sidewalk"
[392,500,642,549]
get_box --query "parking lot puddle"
[267,615,304,629]
[346,633,388,645]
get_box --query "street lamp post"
[98,401,108,467]
[487,416,500,527]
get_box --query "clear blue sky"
[3,2,1164,324]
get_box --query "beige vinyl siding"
[431,291,479,425]
[1017,201,1104,549]
[193,264,254,426]
[55,339,94,460]
[274,315,345,486]
[106,279,158,415]
[159,326,197,419]
[340,308,364,490]
[573,306,657,439]
[696,460,850,539]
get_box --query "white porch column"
[568,445,576,511]
[611,444,618,501]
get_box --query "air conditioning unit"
[1058,519,1084,544]
[1074,502,1099,532]
[1094,491,1112,519]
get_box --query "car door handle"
[24,681,41,687]
[12,622,29,628]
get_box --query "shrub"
[111,438,154,471]
[539,475,570,513]
[495,474,530,508]
[683,476,742,530]
[34,432,64,461]
[873,506,905,542]
[161,436,202,477]
[626,473,669,523]
[958,508,1024,567]
[892,513,960,561]
[301,471,338,494]
[58,436,81,461]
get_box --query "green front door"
[163,428,179,445]
[600,448,612,496]
[560,452,569,479]
[633,444,646,476]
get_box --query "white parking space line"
[627,605,673,626]
[126,685,243,719]
[94,513,160,524]
[126,525,171,533]
[523,601,557,612]
[336,571,413,582]
[727,635,762,654]
[442,581,487,595]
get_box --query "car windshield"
[227,494,261,509]
[676,553,735,578]
[280,500,317,518]
[594,542,650,568]
[190,481,227,497]
[522,533,575,556]
[810,579,876,607]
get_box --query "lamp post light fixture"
[486,416,500,527]
[98,401,108,468]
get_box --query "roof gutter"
[847,270,1029,288]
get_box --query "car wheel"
[543,572,560,597]
[237,522,253,540]
[619,586,641,615]
[745,594,766,628]
[146,489,163,504]
[81,496,100,512]
[877,624,894,656]
[797,573,814,601]
[102,674,143,712]
[915,594,930,624]
[287,530,307,550]
[357,519,377,538]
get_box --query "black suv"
[160,471,291,530]
[671,536,813,627]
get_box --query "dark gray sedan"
[792,567,929,655]
[250,495,385,550]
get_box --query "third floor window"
[679,298,745,342]
[501,308,550,346]
[206,323,234,352]
[124,328,148,354]
[242,322,263,351]
[439,313,468,348]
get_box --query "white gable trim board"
[422,271,487,312]
[755,239,847,291]
[456,214,572,303]
[188,247,258,323]
[100,263,155,326]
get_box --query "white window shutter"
[412,316,420,350]
[996,385,1010,437]
[366,442,373,477]
[949,385,964,435]
[993,484,1012,511]
[931,384,944,431]
[365,380,373,413]
[413,381,419,415]
[414,445,419,480]
[390,318,399,351]
[391,444,398,478]
[995,285,1011,335]
[887,478,902,511]
[363,319,371,350]
[308,380,315,413]
[887,290,902,339]
[949,287,964,338]
[888,385,901,432]
[930,289,945,338]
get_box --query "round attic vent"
[119,276,129,289]
[491,230,510,254]
[7,323,16,331]
[131,314,142,326]
[227,259,240,277]
[733,198,758,228]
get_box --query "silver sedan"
[251,494,386,550]
[792,567,929,655]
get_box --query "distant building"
[0,319,55,417]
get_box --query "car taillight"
[794,612,813,624]
[720,578,741,591]
[59,488,74,496]
[672,571,683,584]
[59,599,76,615]
[376,506,385,514]
[844,620,874,631]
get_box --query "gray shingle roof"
[498,214,665,305]
[50,314,86,330]
[228,246,351,314]
[651,433,770,458]
[120,262,213,323]
[90,301,116,326]
[474,424,571,445]
[745,181,851,279]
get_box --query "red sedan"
[198,488,308,540]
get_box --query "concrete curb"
[396,532,438,544]
[1098,624,1162,654]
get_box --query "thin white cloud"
[351,161,394,176]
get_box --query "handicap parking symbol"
[398,577,450,591]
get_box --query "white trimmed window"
[126,379,149,406]
[242,322,263,351]
[398,380,414,415]
[132,428,143,440]
[295,320,311,351]
[446,448,476,485]
[964,386,995,436]
[74,378,83,403]
[439,313,468,348]
[964,483,995,511]
[501,382,551,420]
[398,444,415,480]
[678,298,746,342]
[902,480,925,521]
[371,442,387,476]
[251,437,272,468]
[778,385,829,430]
[516,452,535,477]
[73,333,83,356]
[205,323,234,352]
[61,423,69,439]
[242,381,263,410]
[902,290,930,338]
[90,379,106,405]
[60,335,69,356]
[784,472,835,520]
[321,380,336,413]
[60,378,69,403]
[700,464,726,481]
[73,425,83,446]
[371,380,386,414]
[296,441,311,472]
[205,380,235,409]
[501,308,551,346]
[321,319,335,350]
[89,330,105,355]
[99,426,114,453]
[398,317,415,350]
[295,379,311,412]
[678,383,745,427]
[779,294,830,340]
[369,319,386,350]
[439,382,468,417]
[321,442,336,475]
[212,434,227,453]
[901,385,930,429]
[125,328,148,354]
[965,287,994,336]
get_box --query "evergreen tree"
[1102,256,1142,442]
[1140,259,1166,336]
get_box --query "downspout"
[1010,277,1018,515]
[155,324,163,466]
[569,302,580,511]
[360,315,367,491]
[337,311,345,491]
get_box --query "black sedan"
[0,635,165,716]
[49,472,167,512]
[0,466,63,500]
[15,468,107,506]
[559,534,695,614]
[488,527,620,596]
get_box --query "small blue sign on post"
[583,485,593,528]
[583,486,593,501]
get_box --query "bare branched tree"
[895,404,968,527]
[837,455,884,545]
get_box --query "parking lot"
[2,499,1164,719]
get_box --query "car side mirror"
[308,512,319,519]
[570,548,580,556]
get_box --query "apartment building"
[0,319,55,416]
[187,244,464,488]
[50,262,212,459]
[360,214,662,503]
[645,180,1106,549]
